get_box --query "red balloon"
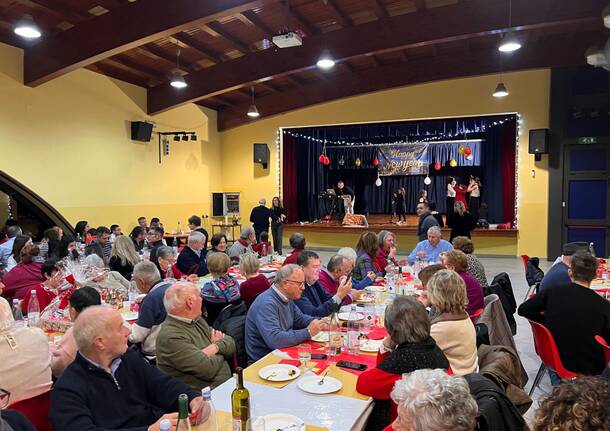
[324,157,331,165]
[434,162,441,171]
[319,154,325,163]
[373,158,379,166]
[464,147,472,156]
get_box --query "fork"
[264,371,278,380]
[276,423,305,431]
[318,370,330,385]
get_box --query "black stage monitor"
[529,129,549,155]
[254,143,269,169]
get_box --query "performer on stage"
[395,187,406,224]
[455,182,468,209]
[418,189,428,204]
[467,176,481,221]
[446,177,456,215]
[335,180,355,215]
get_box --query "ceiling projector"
[272,32,302,48]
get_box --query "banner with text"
[378,143,429,176]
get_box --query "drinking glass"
[297,343,312,369]
[247,416,266,431]
[362,304,375,336]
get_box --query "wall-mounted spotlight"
[181,134,188,141]
[190,133,197,141]
[173,134,180,141]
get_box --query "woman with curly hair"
[532,376,610,431]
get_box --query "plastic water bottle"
[197,386,218,431]
[589,242,596,258]
[159,419,171,431]
[27,290,40,327]
[347,305,361,355]
[12,299,25,328]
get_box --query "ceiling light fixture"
[316,49,335,70]
[498,1,521,53]
[493,82,509,98]
[14,14,41,39]
[603,5,610,29]
[247,87,260,118]
[170,47,187,88]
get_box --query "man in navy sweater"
[50,306,203,431]
[176,231,209,276]
[294,250,358,317]
[539,242,589,292]
[245,264,326,363]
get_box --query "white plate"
[121,311,138,321]
[258,364,301,382]
[311,332,330,343]
[297,375,343,394]
[263,413,305,431]
[365,285,387,292]
[360,339,382,352]
[356,295,375,303]
[338,312,364,321]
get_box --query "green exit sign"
[578,137,597,144]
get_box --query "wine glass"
[247,416,266,431]
[297,343,311,370]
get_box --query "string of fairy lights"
[277,114,522,227]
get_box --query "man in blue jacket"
[50,306,204,431]
[176,231,208,276]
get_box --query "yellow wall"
[0,43,222,233]
[219,70,550,257]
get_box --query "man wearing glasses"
[245,264,326,363]
[0,388,36,430]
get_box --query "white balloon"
[375,177,382,187]
[466,154,474,161]
[424,176,432,185]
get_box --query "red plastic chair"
[470,308,484,324]
[520,255,530,273]
[527,319,578,396]
[594,335,610,363]
[8,391,53,431]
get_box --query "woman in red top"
[2,236,44,301]
[356,296,449,431]
[20,260,64,313]
[239,252,270,308]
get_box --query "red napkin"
[278,359,301,367]
[367,327,387,340]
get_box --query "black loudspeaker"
[529,129,549,156]
[131,121,154,142]
[254,143,269,169]
[212,193,224,217]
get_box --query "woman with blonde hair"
[447,200,476,242]
[239,253,271,307]
[109,235,140,279]
[427,269,478,375]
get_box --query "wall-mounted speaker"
[254,143,269,169]
[131,121,154,142]
[529,129,549,161]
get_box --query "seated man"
[84,226,111,265]
[407,226,453,265]
[538,242,589,292]
[227,227,255,264]
[146,226,165,263]
[50,306,203,431]
[156,282,236,390]
[187,215,209,251]
[318,254,355,296]
[245,264,325,363]
[282,233,305,266]
[336,247,376,290]
[518,251,610,376]
[176,231,208,276]
[129,261,175,355]
[294,251,356,317]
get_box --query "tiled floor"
[307,248,554,422]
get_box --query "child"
[252,231,271,257]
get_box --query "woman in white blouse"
[446,177,456,215]
[467,176,481,221]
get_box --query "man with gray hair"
[407,226,452,265]
[129,261,174,355]
[249,198,271,242]
[156,282,235,390]
[227,226,255,264]
[245,264,325,363]
[389,369,477,431]
[176,231,208,276]
[0,225,22,270]
[50,306,203,431]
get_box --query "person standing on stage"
[395,188,407,224]
[270,197,286,255]
[250,198,271,242]
[446,177,456,214]
[418,189,428,204]
[336,180,355,215]
[467,176,481,221]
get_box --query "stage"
[283,214,518,256]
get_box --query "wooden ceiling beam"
[283,74,306,87]
[370,0,389,18]
[25,0,89,23]
[239,10,276,39]
[217,32,601,130]
[139,44,196,72]
[172,32,224,63]
[205,21,253,53]
[281,0,318,35]
[148,0,606,114]
[414,0,427,11]
[325,0,352,27]
[24,0,268,86]
[111,54,166,79]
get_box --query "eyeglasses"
[284,279,305,287]
[0,388,10,409]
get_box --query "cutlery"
[264,371,278,380]
[318,370,330,385]
[276,423,305,431]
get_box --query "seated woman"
[20,260,63,314]
[2,236,44,301]
[206,233,228,259]
[201,252,241,325]
[50,234,80,261]
[155,245,185,280]
[353,232,382,284]
[441,250,484,316]
[356,296,449,431]
[427,269,478,375]
[81,254,130,292]
[0,297,52,405]
[239,252,270,308]
[108,235,140,279]
[451,236,488,288]
[129,226,146,253]
[50,287,101,377]
[37,227,61,261]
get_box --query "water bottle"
[159,419,171,431]
[27,290,40,327]
[589,242,596,258]
[347,305,360,355]
[197,386,218,431]
[12,299,25,328]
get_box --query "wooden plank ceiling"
[1,0,608,130]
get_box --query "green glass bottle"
[231,368,250,431]
[176,393,192,431]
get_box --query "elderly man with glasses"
[245,264,326,363]
[1,388,36,431]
